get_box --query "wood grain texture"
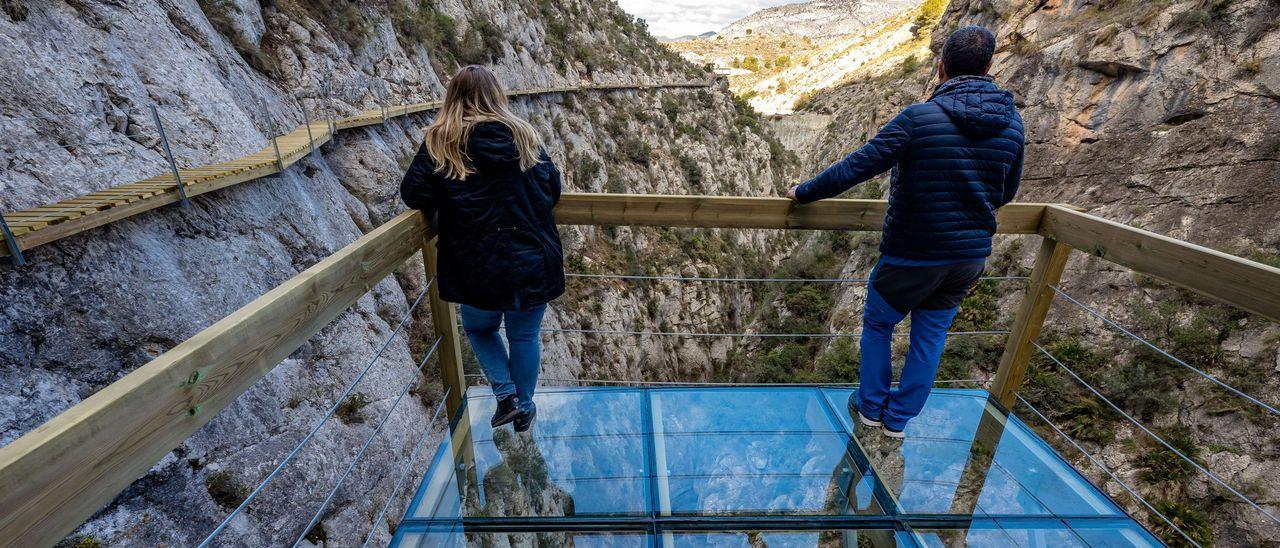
[1039,205,1280,322]
[991,236,1073,407]
[0,211,428,546]
[0,83,709,259]
[422,234,467,419]
[554,193,1048,233]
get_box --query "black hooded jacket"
[401,121,564,310]
[795,75,1025,260]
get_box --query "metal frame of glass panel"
[392,386,1163,548]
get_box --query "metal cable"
[360,387,451,548]
[543,328,1009,338]
[198,282,432,547]
[566,273,1029,284]
[1049,285,1280,417]
[464,374,988,388]
[293,338,443,548]
[1033,342,1280,526]
[1015,394,1201,546]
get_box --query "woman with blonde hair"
[401,65,563,433]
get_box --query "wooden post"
[422,234,466,418]
[990,236,1073,407]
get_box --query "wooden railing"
[0,82,710,264]
[1,194,1277,545]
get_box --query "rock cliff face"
[0,0,792,545]
[720,0,921,39]
[798,0,1280,543]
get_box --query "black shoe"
[491,395,520,428]
[514,403,537,433]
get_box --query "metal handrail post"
[149,105,190,208]
[302,103,314,151]
[321,81,334,134]
[259,99,284,170]
[0,214,25,266]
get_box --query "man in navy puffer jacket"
[788,26,1024,438]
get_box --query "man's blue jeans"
[459,304,547,412]
[858,285,959,431]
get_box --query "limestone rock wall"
[0,1,792,545]
[798,0,1280,543]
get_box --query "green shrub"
[661,95,681,124]
[336,392,371,424]
[1136,426,1201,484]
[678,154,704,188]
[1151,500,1213,546]
[457,17,503,64]
[199,0,278,75]
[574,154,602,185]
[750,343,809,383]
[783,285,832,321]
[619,138,651,165]
[1,0,28,21]
[901,54,921,75]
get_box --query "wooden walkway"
[0,81,708,262]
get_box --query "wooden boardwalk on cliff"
[0,81,709,262]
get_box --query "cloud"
[616,0,797,37]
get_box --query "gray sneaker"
[848,392,881,428]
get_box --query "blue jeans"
[858,284,960,432]
[459,304,547,412]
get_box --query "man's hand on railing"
[786,185,799,202]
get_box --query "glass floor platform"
[391,387,1161,547]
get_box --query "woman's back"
[400,64,562,432]
[401,120,563,311]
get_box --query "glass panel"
[1065,518,1162,547]
[652,388,882,516]
[914,519,1090,547]
[667,530,909,547]
[657,387,847,434]
[404,388,649,519]
[392,523,651,548]
[821,389,1123,518]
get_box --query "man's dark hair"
[941,26,996,77]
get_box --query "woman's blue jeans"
[459,304,547,412]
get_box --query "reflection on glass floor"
[392,387,1161,547]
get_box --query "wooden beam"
[1039,205,1280,323]
[421,234,467,419]
[0,211,428,545]
[991,236,1073,407]
[553,193,1049,233]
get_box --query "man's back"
[884,75,1024,260]
[792,76,1024,262]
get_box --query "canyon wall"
[0,0,792,545]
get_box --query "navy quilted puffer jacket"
[796,75,1025,260]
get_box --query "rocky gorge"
[0,0,795,545]
[794,0,1280,543]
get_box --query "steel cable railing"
[543,327,1010,338]
[1033,342,1280,527]
[566,273,1030,284]
[198,282,432,547]
[464,373,989,388]
[1015,395,1202,546]
[292,338,443,547]
[1049,284,1280,417]
[360,387,452,548]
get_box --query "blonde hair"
[425,65,543,180]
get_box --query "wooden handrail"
[554,194,1050,233]
[0,82,712,263]
[3,193,1278,544]
[0,211,428,545]
[1039,205,1280,323]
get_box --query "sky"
[616,0,798,38]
